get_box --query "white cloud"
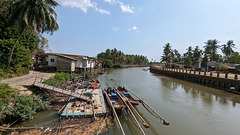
[128,26,139,32]
[112,27,120,31]
[58,0,110,14]
[132,26,137,30]
[104,0,134,14]
[119,2,134,14]
[104,0,117,4]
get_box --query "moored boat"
[104,87,126,113]
[91,80,101,89]
[117,85,140,105]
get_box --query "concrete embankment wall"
[149,67,240,92]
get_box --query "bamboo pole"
[103,90,125,135]
[124,88,169,125]
[117,90,149,128]
[114,90,146,135]
[66,106,68,118]
[58,97,71,114]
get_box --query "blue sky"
[43,0,240,61]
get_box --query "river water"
[99,67,240,135]
[22,67,240,135]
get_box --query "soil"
[0,71,55,95]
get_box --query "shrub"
[216,64,229,73]
[0,84,50,122]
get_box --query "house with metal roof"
[34,53,101,72]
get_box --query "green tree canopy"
[6,0,60,68]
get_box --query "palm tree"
[204,39,220,61]
[173,49,181,62]
[221,40,235,62]
[161,43,172,63]
[193,46,202,62]
[183,46,193,68]
[7,0,60,68]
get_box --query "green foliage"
[97,48,148,68]
[0,16,38,78]
[0,84,49,122]
[43,72,80,87]
[204,39,220,61]
[228,52,240,64]
[161,43,172,63]
[201,55,208,68]
[216,64,229,73]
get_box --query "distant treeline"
[97,48,149,68]
[161,39,240,68]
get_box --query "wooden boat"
[91,80,101,89]
[104,87,126,112]
[117,86,140,105]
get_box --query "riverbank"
[122,65,149,68]
[149,66,240,94]
[9,117,113,135]
[0,69,115,135]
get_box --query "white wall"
[76,59,84,68]
[48,55,58,67]
[71,61,76,71]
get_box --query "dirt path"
[0,71,55,95]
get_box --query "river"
[22,67,240,135]
[99,67,240,135]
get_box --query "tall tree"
[204,39,220,61]
[221,40,235,62]
[173,49,181,62]
[184,46,193,68]
[192,46,202,62]
[6,0,60,68]
[161,43,172,63]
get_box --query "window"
[50,59,54,62]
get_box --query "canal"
[99,67,240,135]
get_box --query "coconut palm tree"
[204,39,220,61]
[161,43,172,63]
[221,40,235,62]
[7,0,60,68]
[192,46,202,62]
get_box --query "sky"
[43,0,240,61]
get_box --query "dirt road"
[0,71,55,95]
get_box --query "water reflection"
[155,73,240,107]
[100,67,240,135]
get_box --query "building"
[34,53,102,73]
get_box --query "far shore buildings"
[34,53,102,73]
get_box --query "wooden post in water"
[124,88,169,125]
[217,72,220,78]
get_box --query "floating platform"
[61,89,107,118]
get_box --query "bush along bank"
[0,84,49,124]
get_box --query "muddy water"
[99,67,240,135]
